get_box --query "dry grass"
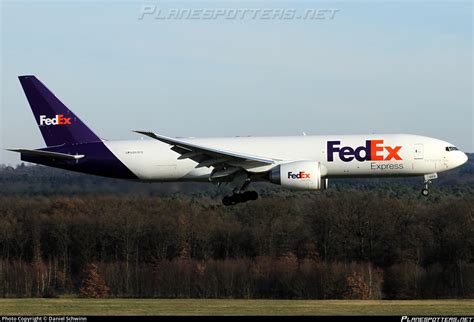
[0,299,473,316]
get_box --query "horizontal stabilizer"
[7,149,84,160]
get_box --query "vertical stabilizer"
[18,75,100,147]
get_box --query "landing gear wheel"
[421,188,429,197]
[222,191,259,206]
[222,196,233,206]
[234,193,246,203]
[244,191,259,201]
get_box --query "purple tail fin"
[18,75,100,147]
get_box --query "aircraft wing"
[7,149,84,160]
[133,131,277,171]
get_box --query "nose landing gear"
[421,173,438,197]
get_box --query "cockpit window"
[446,146,459,152]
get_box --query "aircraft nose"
[459,151,468,166]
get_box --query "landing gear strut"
[421,173,438,197]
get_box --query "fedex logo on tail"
[327,140,402,162]
[39,114,72,126]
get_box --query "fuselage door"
[414,144,424,160]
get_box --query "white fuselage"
[103,134,468,182]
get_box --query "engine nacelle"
[269,161,328,190]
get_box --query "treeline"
[0,193,472,299]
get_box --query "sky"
[1,0,472,165]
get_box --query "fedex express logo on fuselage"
[39,114,72,126]
[327,140,402,162]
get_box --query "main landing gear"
[421,173,438,197]
[221,172,259,206]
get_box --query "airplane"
[7,75,468,205]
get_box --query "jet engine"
[269,161,328,190]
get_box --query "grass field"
[0,299,473,315]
